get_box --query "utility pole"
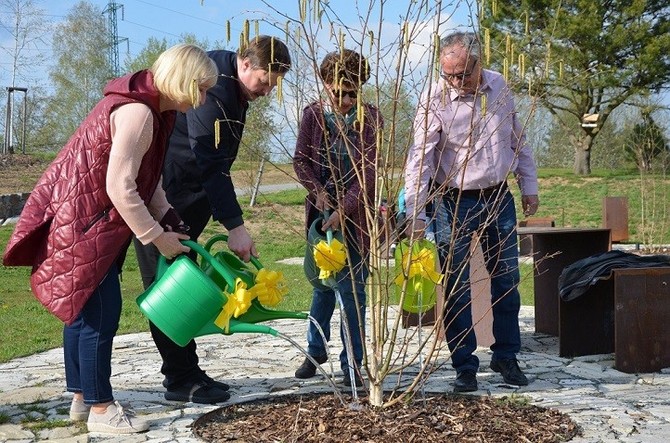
[3,87,28,155]
[102,2,128,78]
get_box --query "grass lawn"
[1,169,668,363]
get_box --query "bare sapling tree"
[255,0,542,409]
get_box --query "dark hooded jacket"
[3,70,175,324]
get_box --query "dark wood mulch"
[192,393,581,442]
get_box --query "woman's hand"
[153,231,190,259]
[322,209,341,232]
[315,189,332,211]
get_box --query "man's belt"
[444,181,508,199]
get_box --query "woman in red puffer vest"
[3,44,217,434]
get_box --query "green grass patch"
[1,171,668,363]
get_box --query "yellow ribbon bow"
[313,238,347,280]
[214,278,253,333]
[394,246,444,286]
[248,268,288,306]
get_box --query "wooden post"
[602,197,628,243]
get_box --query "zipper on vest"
[82,208,110,233]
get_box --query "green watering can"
[136,235,307,347]
[200,234,307,325]
[303,214,345,290]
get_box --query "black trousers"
[133,197,213,389]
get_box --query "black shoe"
[199,372,230,391]
[342,370,364,388]
[164,380,231,404]
[162,373,230,391]
[453,370,478,393]
[490,359,529,386]
[295,355,328,379]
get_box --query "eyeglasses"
[331,89,358,100]
[440,61,477,82]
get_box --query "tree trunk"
[573,131,594,175]
[574,148,591,175]
[369,379,383,407]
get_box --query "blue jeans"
[306,245,367,373]
[435,188,521,373]
[64,264,121,405]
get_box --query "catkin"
[276,76,283,103]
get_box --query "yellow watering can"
[136,236,306,346]
[394,238,443,313]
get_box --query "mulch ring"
[192,392,581,442]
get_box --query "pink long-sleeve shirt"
[404,69,538,220]
[107,103,171,245]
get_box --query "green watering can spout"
[195,318,279,337]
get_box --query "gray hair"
[440,32,481,61]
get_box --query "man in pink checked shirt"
[403,31,540,393]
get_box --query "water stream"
[334,287,360,404]
[306,315,335,377]
[276,332,346,406]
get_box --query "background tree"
[625,108,669,173]
[373,81,415,168]
[0,0,50,153]
[38,0,109,147]
[124,36,169,73]
[480,0,670,175]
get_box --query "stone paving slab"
[1,307,670,442]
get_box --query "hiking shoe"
[165,380,231,404]
[86,401,149,434]
[162,373,230,392]
[342,370,364,388]
[295,355,328,379]
[490,359,529,386]
[453,370,478,393]
[69,398,90,421]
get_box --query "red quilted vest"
[3,70,175,324]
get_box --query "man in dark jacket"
[133,36,291,404]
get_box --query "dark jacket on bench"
[558,250,670,301]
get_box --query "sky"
[0,0,474,87]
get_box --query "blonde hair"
[151,44,218,108]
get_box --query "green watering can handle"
[323,209,334,244]
[155,241,237,288]
[180,240,238,290]
[203,233,263,270]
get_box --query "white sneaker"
[86,401,149,434]
[69,397,90,421]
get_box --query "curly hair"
[319,49,369,87]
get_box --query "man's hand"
[227,224,258,262]
[522,195,540,217]
[404,218,426,241]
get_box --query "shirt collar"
[446,69,493,101]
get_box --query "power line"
[122,18,182,39]
[133,0,227,29]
